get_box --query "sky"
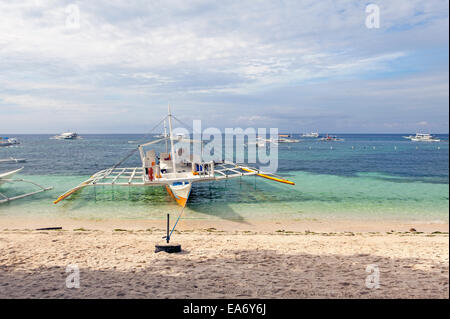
[0,0,448,134]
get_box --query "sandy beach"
[0,217,448,299]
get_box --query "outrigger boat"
[0,167,53,204]
[0,157,26,164]
[54,106,295,208]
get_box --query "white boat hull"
[407,133,440,142]
[166,182,192,207]
[0,158,26,164]
[411,138,440,142]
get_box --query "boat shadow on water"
[187,202,250,224]
[56,184,249,224]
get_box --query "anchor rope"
[169,206,186,239]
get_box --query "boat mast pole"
[164,120,168,153]
[167,104,177,173]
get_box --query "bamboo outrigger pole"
[239,167,295,185]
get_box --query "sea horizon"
[2,132,450,135]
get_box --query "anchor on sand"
[155,213,182,253]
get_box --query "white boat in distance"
[246,137,266,148]
[403,133,440,142]
[276,135,300,143]
[276,138,300,143]
[54,106,295,208]
[51,132,80,140]
[1,137,20,147]
[302,132,319,138]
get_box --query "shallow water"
[0,134,448,222]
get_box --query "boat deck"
[82,161,259,187]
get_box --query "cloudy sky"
[0,0,448,133]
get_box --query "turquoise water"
[0,134,448,222]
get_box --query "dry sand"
[0,218,448,298]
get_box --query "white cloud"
[0,0,448,132]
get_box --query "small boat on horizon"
[245,137,266,148]
[0,137,20,147]
[302,132,320,138]
[320,134,344,142]
[403,133,440,142]
[51,132,80,140]
[275,134,300,143]
[276,137,300,143]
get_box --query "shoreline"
[0,216,448,233]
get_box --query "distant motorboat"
[7,137,20,144]
[277,137,300,143]
[320,134,344,142]
[275,134,300,143]
[0,137,20,147]
[302,132,320,138]
[256,139,266,147]
[404,133,440,142]
[51,132,80,140]
[246,137,266,148]
[261,137,297,145]
[155,120,169,139]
